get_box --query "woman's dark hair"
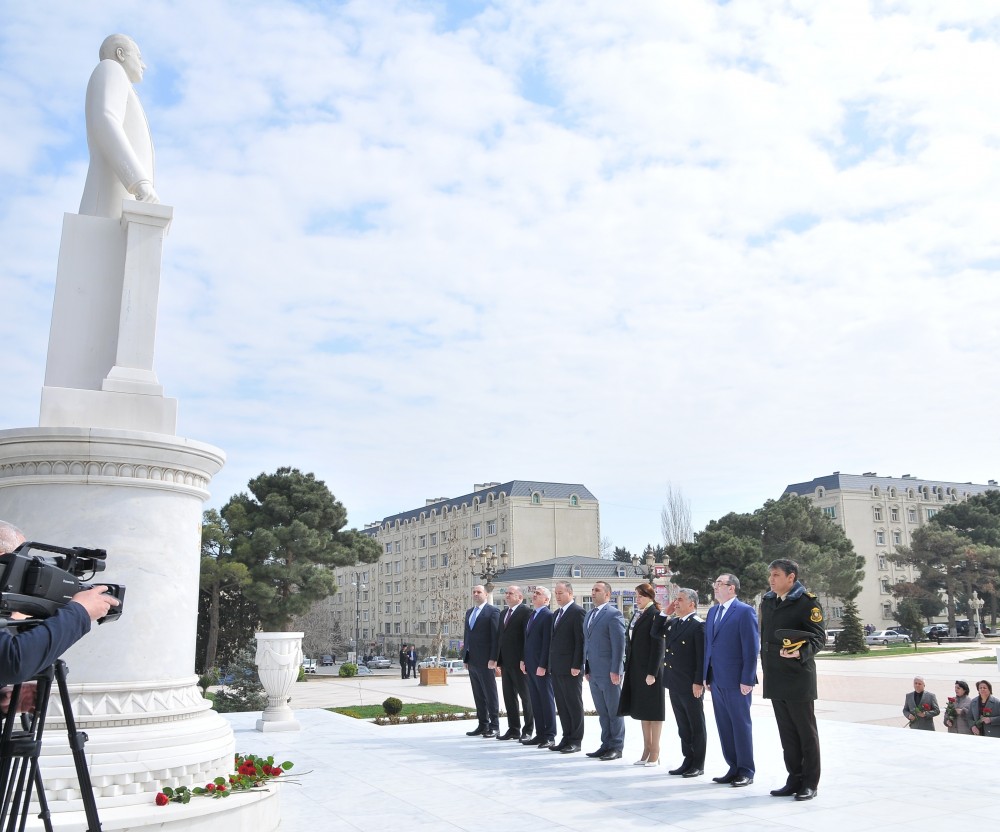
[956,680,970,695]
[976,679,993,696]
[635,583,660,612]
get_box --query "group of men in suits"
[463,580,629,756]
[461,560,824,802]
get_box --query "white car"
[301,658,317,673]
[865,629,910,646]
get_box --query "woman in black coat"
[618,583,666,765]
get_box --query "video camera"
[0,541,124,624]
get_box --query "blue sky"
[3,0,1000,555]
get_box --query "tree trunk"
[205,582,220,670]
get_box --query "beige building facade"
[326,480,600,658]
[784,472,998,628]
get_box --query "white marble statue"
[79,34,159,218]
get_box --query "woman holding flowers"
[969,680,1000,738]
[944,681,973,734]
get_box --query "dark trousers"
[468,664,499,730]
[710,685,755,777]
[525,668,556,740]
[772,699,820,789]
[500,664,534,734]
[552,673,584,743]
[401,662,408,679]
[668,687,706,769]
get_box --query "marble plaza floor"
[222,645,1000,831]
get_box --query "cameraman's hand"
[71,586,119,622]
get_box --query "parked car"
[417,656,446,669]
[441,659,465,674]
[366,656,392,669]
[924,624,949,640]
[320,655,335,666]
[355,664,373,675]
[824,629,844,648]
[865,629,911,646]
[301,658,317,673]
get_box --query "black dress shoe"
[496,729,520,741]
[682,769,704,778]
[712,773,736,784]
[521,730,533,741]
[795,788,817,801]
[466,727,485,737]
[731,776,753,787]
[537,739,555,749]
[586,747,609,758]
[482,730,497,738]
[770,784,799,797]
[599,750,622,761]
[549,741,567,751]
[668,765,689,775]
[521,736,543,745]
[560,743,581,753]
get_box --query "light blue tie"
[470,606,480,628]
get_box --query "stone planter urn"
[254,631,303,732]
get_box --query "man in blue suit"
[583,581,627,760]
[703,573,758,788]
[463,584,501,737]
[520,587,557,747]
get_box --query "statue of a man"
[79,34,159,218]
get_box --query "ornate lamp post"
[631,545,657,581]
[631,545,676,607]
[352,571,365,663]
[469,544,510,595]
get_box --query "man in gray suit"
[583,581,627,760]
[903,677,940,730]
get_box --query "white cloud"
[2,0,999,553]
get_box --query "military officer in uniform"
[654,587,707,777]
[759,558,825,802]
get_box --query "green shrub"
[198,668,220,695]
[382,696,403,716]
[339,662,358,677]
[212,646,268,713]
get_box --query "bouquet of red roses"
[974,706,992,733]
[944,697,958,727]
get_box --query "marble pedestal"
[0,428,276,829]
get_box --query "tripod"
[0,660,101,832]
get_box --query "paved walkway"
[217,646,1000,830]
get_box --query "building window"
[418,556,427,570]
[430,532,437,545]
[428,555,436,568]
[394,561,402,574]
[385,602,391,613]
[582,595,593,612]
[385,582,391,594]
[570,495,579,506]
[926,509,938,520]
[532,493,541,504]
[385,542,392,554]
[362,590,369,601]
[385,624,391,634]
[430,622,438,634]
[908,508,917,523]
[822,506,836,519]
[487,521,496,536]
[873,507,882,522]
[473,524,482,539]
[878,555,887,570]
[572,566,582,578]
[441,554,449,567]
[443,624,450,635]
[363,610,369,621]
[616,567,626,577]
[890,507,899,522]
[881,579,890,593]
[893,531,902,545]
[831,606,844,618]
[394,602,401,613]
[394,623,401,634]
[419,578,427,591]
[419,535,426,548]
[876,531,886,545]
[394,581,401,593]
[882,603,893,619]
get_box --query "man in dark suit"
[407,644,418,679]
[463,584,500,737]
[703,573,758,788]
[496,586,534,740]
[759,558,825,802]
[657,587,706,778]
[548,580,585,753]
[520,586,557,747]
[399,645,409,679]
[583,581,626,760]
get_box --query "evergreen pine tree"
[835,597,869,654]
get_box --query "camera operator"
[0,520,119,698]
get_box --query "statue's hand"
[131,180,160,204]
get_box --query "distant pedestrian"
[399,646,409,679]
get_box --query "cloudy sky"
[2,0,998,555]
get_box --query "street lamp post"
[469,544,510,595]
[353,571,365,663]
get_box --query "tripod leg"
[53,662,102,832]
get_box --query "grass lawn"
[819,645,980,660]
[330,702,471,719]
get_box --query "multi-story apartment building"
[783,472,998,627]
[326,480,600,658]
